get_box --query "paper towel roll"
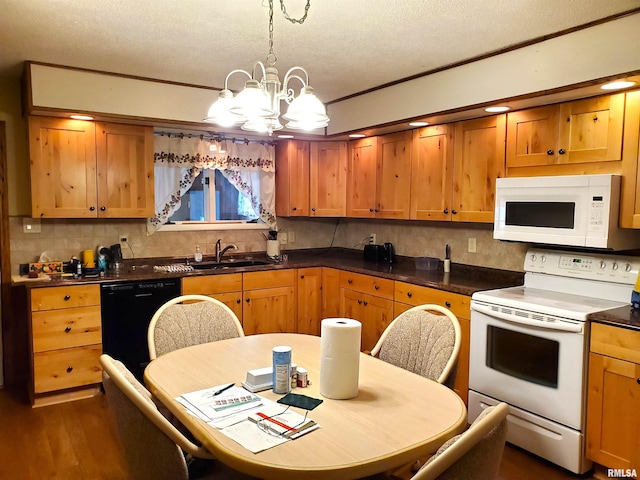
[320,318,362,399]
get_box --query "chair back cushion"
[102,359,189,480]
[377,309,455,381]
[153,301,241,358]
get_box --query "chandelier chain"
[279,0,311,24]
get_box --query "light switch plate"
[23,217,41,233]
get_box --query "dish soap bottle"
[194,245,203,263]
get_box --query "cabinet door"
[309,141,347,216]
[213,292,244,325]
[96,123,155,218]
[362,294,394,354]
[586,353,640,472]
[376,131,412,219]
[346,137,378,217]
[453,115,506,223]
[410,125,454,220]
[322,268,341,318]
[506,105,559,168]
[339,288,366,343]
[296,267,323,335]
[28,117,98,218]
[243,285,296,335]
[558,93,624,164]
[275,140,310,216]
[620,90,640,228]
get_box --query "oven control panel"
[524,248,640,284]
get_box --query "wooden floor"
[0,387,598,480]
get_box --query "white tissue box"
[242,364,296,393]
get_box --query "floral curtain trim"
[147,135,277,234]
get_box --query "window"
[168,170,259,223]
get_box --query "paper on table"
[220,419,289,453]
[179,385,262,422]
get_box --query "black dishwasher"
[101,279,181,382]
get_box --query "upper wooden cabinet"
[276,140,347,217]
[506,93,625,170]
[452,115,506,222]
[620,90,640,228]
[346,137,378,217]
[275,140,310,216]
[28,117,154,218]
[411,124,454,221]
[310,141,348,216]
[346,132,412,219]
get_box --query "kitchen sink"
[190,259,270,270]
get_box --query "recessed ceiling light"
[484,106,510,113]
[409,121,429,127]
[278,134,294,139]
[70,114,94,120]
[601,81,636,90]
[349,134,366,138]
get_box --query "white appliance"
[468,248,640,474]
[493,174,640,250]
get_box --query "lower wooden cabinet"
[296,267,323,336]
[394,281,471,404]
[586,323,640,473]
[243,270,296,335]
[29,284,103,406]
[182,273,243,322]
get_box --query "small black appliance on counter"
[364,243,395,263]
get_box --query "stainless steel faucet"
[215,239,238,262]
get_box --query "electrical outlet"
[119,234,128,244]
[288,231,296,243]
[370,233,377,244]
[279,232,288,245]
[468,237,477,253]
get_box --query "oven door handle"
[472,303,584,333]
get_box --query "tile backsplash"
[9,216,528,275]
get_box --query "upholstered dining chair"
[148,294,244,361]
[370,304,462,384]
[100,353,257,480]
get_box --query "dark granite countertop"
[13,247,524,297]
[589,306,640,332]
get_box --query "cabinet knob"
[369,208,374,212]
[357,299,362,304]
[452,210,457,215]
[64,295,71,301]
[637,378,640,385]
[374,285,379,290]
[558,149,566,155]
[374,209,379,212]
[547,150,554,155]
[311,208,316,212]
[236,299,241,304]
[66,366,73,373]
[444,208,449,214]
[100,206,106,211]
[65,326,71,333]
[300,274,305,279]
[407,292,413,298]
[348,279,353,284]
[292,207,297,211]
[89,206,96,211]
[363,301,368,306]
[445,301,451,308]
[246,298,250,303]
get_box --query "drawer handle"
[374,285,379,290]
[64,295,71,301]
[445,301,451,308]
[65,326,71,333]
[407,292,412,298]
[66,366,73,373]
[348,279,353,284]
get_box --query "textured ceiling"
[1,0,640,104]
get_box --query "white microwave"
[493,174,640,250]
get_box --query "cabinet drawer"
[243,269,295,290]
[33,345,102,393]
[182,273,242,295]
[339,271,394,300]
[31,285,100,311]
[590,322,640,363]
[394,281,470,319]
[32,306,102,353]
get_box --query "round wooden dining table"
[145,333,467,480]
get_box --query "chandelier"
[204,0,329,136]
